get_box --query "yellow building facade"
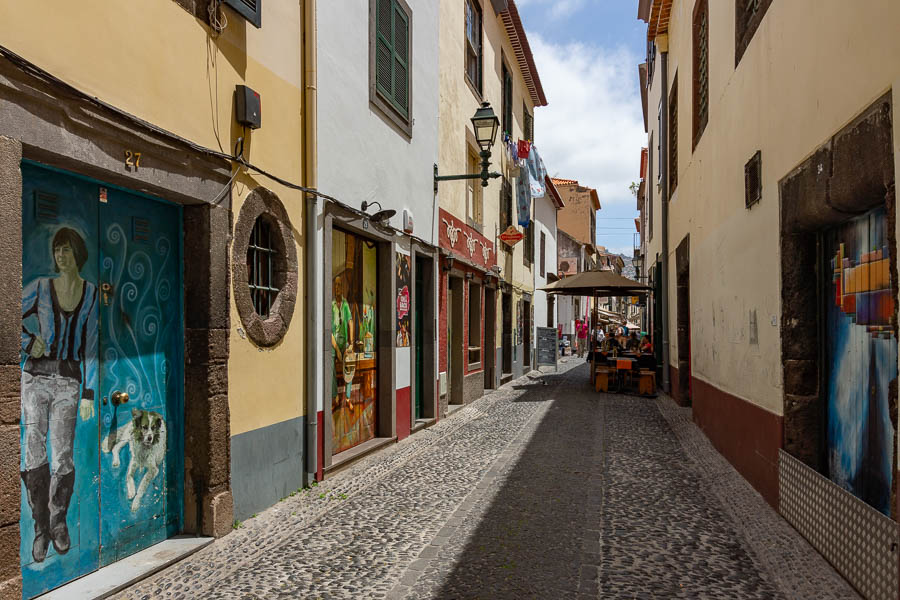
[437,0,546,410]
[0,1,314,596]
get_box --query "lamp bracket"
[433,163,502,194]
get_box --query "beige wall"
[0,0,308,434]
[646,0,900,416]
[556,183,596,247]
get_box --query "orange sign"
[499,226,524,245]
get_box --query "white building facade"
[313,0,441,476]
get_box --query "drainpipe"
[658,38,671,393]
[303,0,319,486]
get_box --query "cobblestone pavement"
[115,359,860,599]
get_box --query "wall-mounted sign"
[437,208,496,270]
[396,253,411,347]
[499,226,524,246]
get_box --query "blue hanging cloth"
[516,164,531,227]
[528,145,547,198]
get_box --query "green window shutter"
[392,4,409,116]
[375,0,394,100]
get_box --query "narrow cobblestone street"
[115,359,860,600]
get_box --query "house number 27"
[124,150,142,169]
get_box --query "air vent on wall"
[132,217,151,243]
[745,150,762,209]
[223,0,261,28]
[34,191,59,223]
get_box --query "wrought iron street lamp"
[434,102,502,193]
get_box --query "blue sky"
[517,0,646,256]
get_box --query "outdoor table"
[614,357,636,391]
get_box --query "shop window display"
[331,230,378,454]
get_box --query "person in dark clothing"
[626,332,640,352]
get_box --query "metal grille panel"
[779,450,898,600]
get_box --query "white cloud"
[528,35,645,254]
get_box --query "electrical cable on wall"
[208,0,228,34]
[0,43,436,246]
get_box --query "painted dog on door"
[102,409,166,513]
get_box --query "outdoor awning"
[540,269,651,296]
[595,308,625,325]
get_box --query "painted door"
[98,184,183,565]
[824,207,897,515]
[414,261,424,421]
[20,163,182,599]
[331,230,377,454]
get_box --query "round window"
[232,187,298,346]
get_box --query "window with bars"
[523,103,534,142]
[371,0,412,132]
[693,0,709,149]
[502,62,513,136]
[669,74,678,196]
[465,0,482,93]
[247,217,279,318]
[735,0,772,67]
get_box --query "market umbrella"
[540,269,650,296]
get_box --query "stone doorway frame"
[321,203,398,470]
[779,92,897,514]
[0,54,236,596]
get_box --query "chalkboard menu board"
[536,326,558,370]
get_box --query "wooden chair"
[637,354,657,395]
[594,363,614,392]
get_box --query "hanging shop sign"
[499,226,524,246]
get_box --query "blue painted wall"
[231,416,305,521]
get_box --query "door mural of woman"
[825,207,898,515]
[331,230,377,454]
[21,227,98,563]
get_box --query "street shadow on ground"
[433,362,783,600]
[434,362,606,599]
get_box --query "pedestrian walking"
[576,320,588,357]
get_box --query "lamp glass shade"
[471,102,500,151]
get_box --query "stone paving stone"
[113,359,861,600]
[655,396,860,600]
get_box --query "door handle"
[111,391,129,406]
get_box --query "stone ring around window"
[232,186,298,347]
